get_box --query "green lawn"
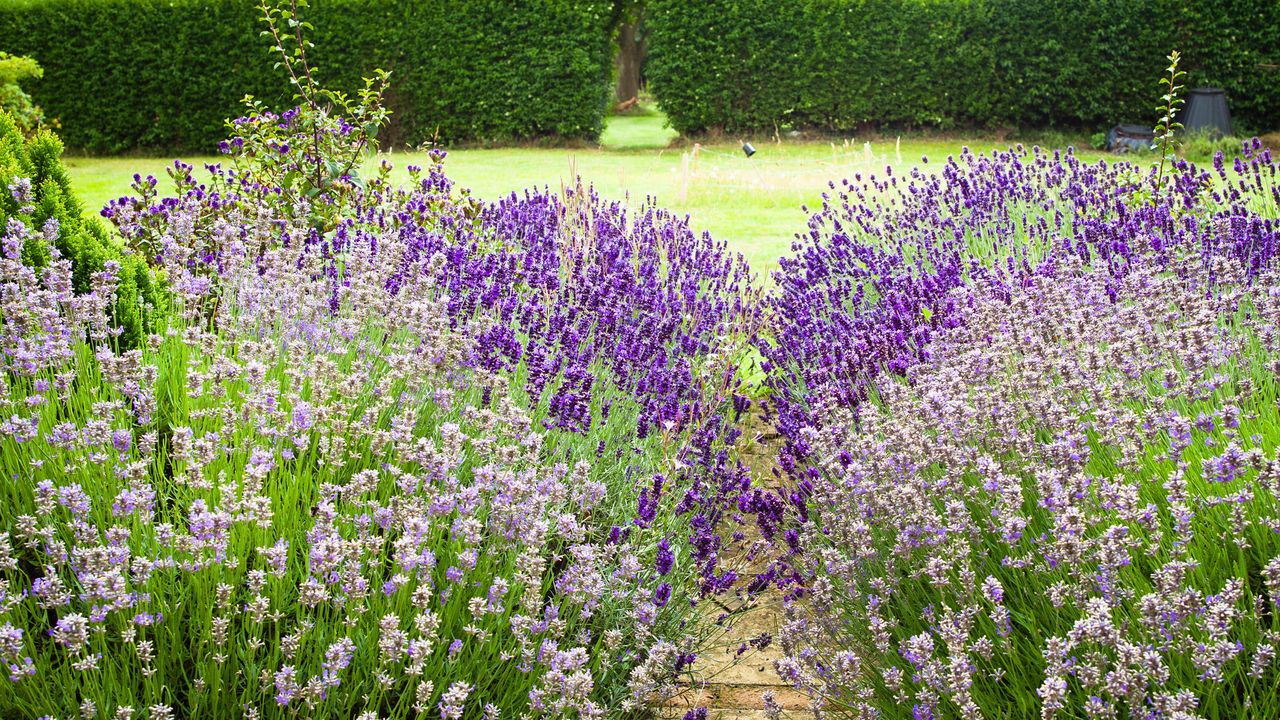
[64,112,1107,274]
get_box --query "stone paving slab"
[657,709,804,720]
[695,606,783,686]
[660,684,810,711]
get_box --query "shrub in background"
[0,0,617,153]
[0,111,161,348]
[1178,0,1280,134]
[0,51,44,134]
[1179,129,1251,162]
[646,0,1280,135]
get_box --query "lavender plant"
[106,142,764,595]
[760,127,1280,717]
[0,4,763,714]
[778,248,1280,718]
[761,142,1280,478]
[0,111,162,349]
[1,150,760,716]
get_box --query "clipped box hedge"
[0,0,617,153]
[645,0,1280,135]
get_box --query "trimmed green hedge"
[0,0,617,153]
[646,0,1280,135]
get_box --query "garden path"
[659,417,809,720]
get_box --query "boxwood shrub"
[0,111,163,348]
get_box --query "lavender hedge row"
[0,96,761,717]
[761,143,1280,717]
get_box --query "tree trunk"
[615,21,643,104]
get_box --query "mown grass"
[64,111,1112,273]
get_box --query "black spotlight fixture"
[741,142,756,158]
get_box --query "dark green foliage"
[0,111,162,348]
[646,0,1280,135]
[1178,0,1280,132]
[977,1,1147,127]
[0,0,617,153]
